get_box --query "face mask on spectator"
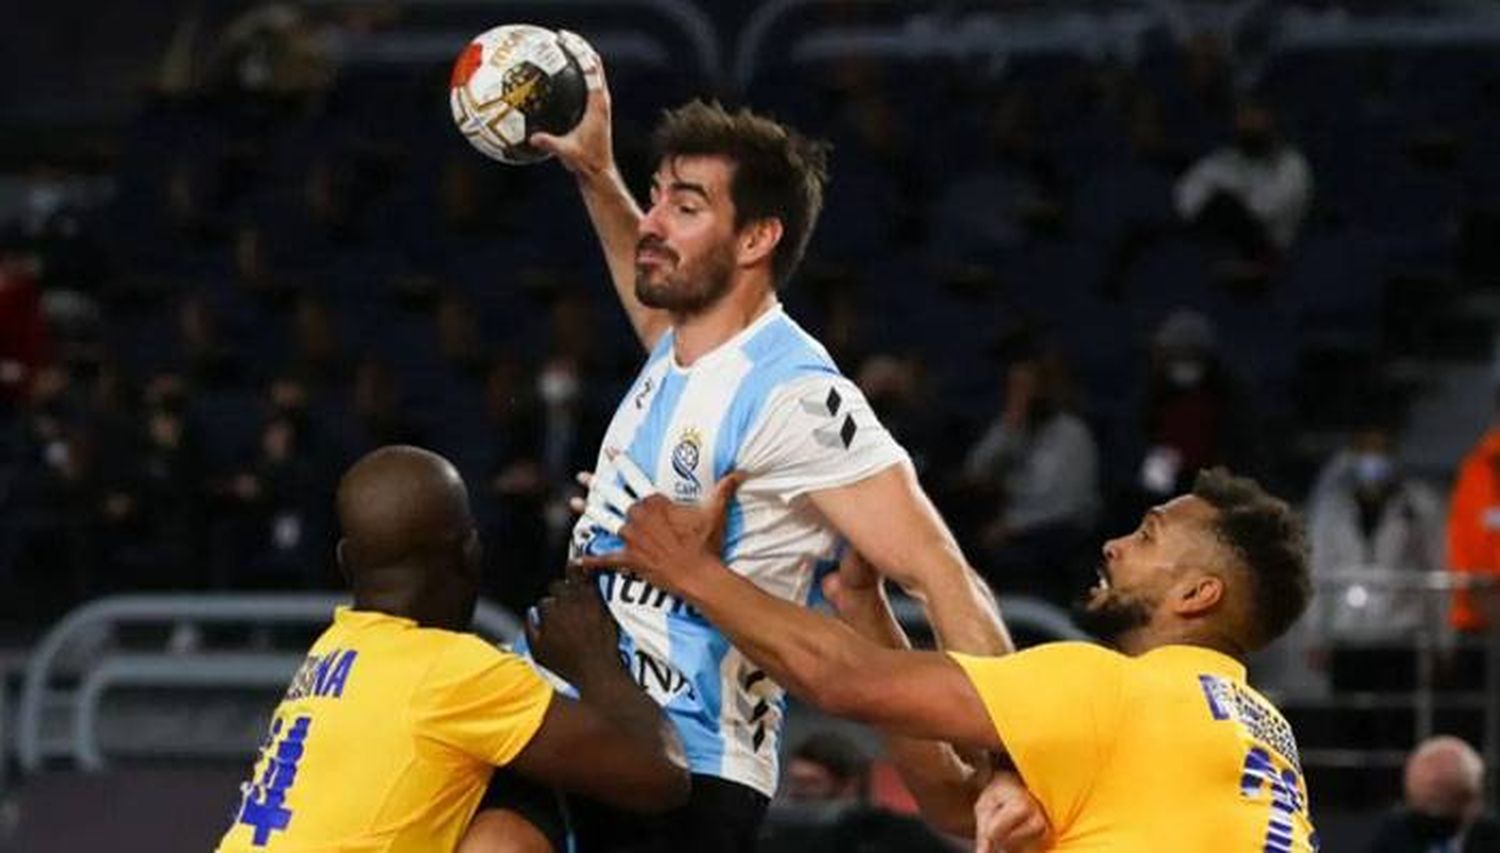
[1166,358,1206,389]
[538,365,579,407]
[26,181,66,228]
[1353,452,1394,489]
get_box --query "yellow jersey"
[951,642,1318,851]
[216,607,554,852]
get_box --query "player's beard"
[1072,586,1154,648]
[635,236,736,316]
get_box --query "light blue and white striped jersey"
[572,305,907,796]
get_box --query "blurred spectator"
[435,289,490,381]
[481,354,548,611]
[4,163,109,305]
[208,3,332,102]
[291,294,349,389]
[177,294,243,388]
[165,162,230,245]
[234,223,297,306]
[534,291,614,548]
[1175,100,1312,272]
[0,252,51,406]
[1369,736,1500,853]
[856,353,940,477]
[1446,389,1500,633]
[1304,421,1445,690]
[265,373,339,469]
[1130,309,1258,503]
[932,89,1067,258]
[216,414,333,589]
[5,366,93,624]
[98,384,205,592]
[784,731,870,805]
[303,145,399,243]
[352,356,423,449]
[961,345,1099,607]
[803,265,868,371]
[1098,92,1191,300]
[764,731,951,853]
[439,154,519,238]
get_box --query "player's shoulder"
[740,310,840,376]
[951,642,1125,679]
[420,628,520,675]
[1020,640,1126,668]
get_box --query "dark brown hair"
[653,100,830,287]
[1192,468,1311,650]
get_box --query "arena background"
[2,1,1499,849]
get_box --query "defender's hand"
[576,463,743,594]
[527,568,618,686]
[973,770,1051,853]
[529,30,614,177]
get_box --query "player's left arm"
[808,461,1012,656]
[575,482,1002,750]
[674,552,1002,748]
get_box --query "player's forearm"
[677,558,884,719]
[573,168,668,349]
[889,740,986,836]
[838,589,985,836]
[573,657,689,805]
[895,549,1012,656]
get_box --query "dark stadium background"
[2,1,1499,849]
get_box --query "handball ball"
[450,24,590,165]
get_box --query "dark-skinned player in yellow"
[579,458,1319,851]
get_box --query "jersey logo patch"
[671,428,703,500]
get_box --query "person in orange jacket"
[1446,394,1500,632]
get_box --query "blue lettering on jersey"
[236,715,311,846]
[1198,674,1231,720]
[1199,674,1303,773]
[1240,746,1305,853]
[283,649,358,701]
[311,652,338,696]
[322,649,356,698]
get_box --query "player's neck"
[671,284,777,367]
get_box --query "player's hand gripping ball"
[449,25,593,164]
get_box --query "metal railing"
[1302,569,1500,803]
[12,593,521,774]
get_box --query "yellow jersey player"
[215,446,686,852]
[581,464,1319,851]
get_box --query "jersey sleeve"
[736,375,908,500]
[412,635,555,767]
[948,643,1126,831]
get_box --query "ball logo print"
[670,428,703,500]
[449,24,590,164]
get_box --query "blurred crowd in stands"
[2,2,1500,693]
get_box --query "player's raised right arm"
[530,33,669,351]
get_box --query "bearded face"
[635,155,747,318]
[634,232,737,316]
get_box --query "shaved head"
[336,446,480,627]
